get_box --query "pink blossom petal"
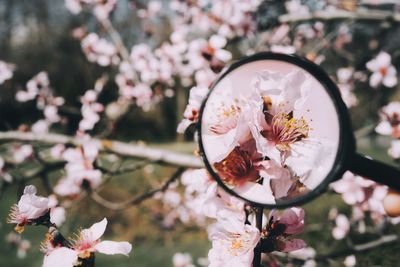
[282,238,306,252]
[95,241,132,256]
[85,218,107,242]
[42,247,78,267]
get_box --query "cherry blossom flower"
[42,247,78,267]
[173,252,195,267]
[366,51,397,88]
[54,140,102,196]
[177,86,209,133]
[336,67,358,108]
[207,219,260,267]
[72,218,132,258]
[344,255,356,267]
[331,171,375,205]
[0,156,12,183]
[285,0,310,15]
[8,185,50,233]
[375,101,400,138]
[0,60,15,84]
[269,207,305,235]
[261,208,306,253]
[388,140,400,159]
[81,33,119,66]
[65,0,117,20]
[6,232,31,259]
[332,214,350,240]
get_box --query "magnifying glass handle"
[348,153,400,192]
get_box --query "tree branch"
[279,10,400,24]
[0,131,203,168]
[90,167,186,210]
[273,234,399,263]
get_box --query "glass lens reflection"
[200,59,341,205]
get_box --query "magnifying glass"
[198,52,400,208]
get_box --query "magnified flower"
[366,51,397,88]
[72,218,132,258]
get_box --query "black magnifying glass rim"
[197,52,355,209]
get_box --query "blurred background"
[1,0,400,266]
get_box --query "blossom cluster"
[8,185,132,267]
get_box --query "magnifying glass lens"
[200,58,341,206]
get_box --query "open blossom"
[8,185,50,233]
[173,252,195,267]
[269,207,305,235]
[388,140,400,159]
[42,247,78,267]
[375,101,400,138]
[366,51,397,88]
[0,60,15,84]
[263,208,306,252]
[336,67,358,108]
[331,171,375,205]
[54,140,102,196]
[65,0,117,19]
[177,86,209,133]
[201,35,232,73]
[208,219,260,267]
[81,33,119,66]
[72,218,132,258]
[331,214,350,240]
[6,232,31,259]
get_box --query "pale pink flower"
[344,255,356,267]
[375,101,400,138]
[366,52,397,88]
[16,72,49,102]
[13,144,33,163]
[289,247,316,261]
[42,247,78,267]
[93,0,117,20]
[275,207,305,235]
[388,140,400,159]
[203,186,246,223]
[81,33,119,66]
[0,60,15,84]
[0,156,12,183]
[173,252,195,267]
[331,171,374,205]
[332,214,350,240]
[6,232,31,259]
[8,185,50,232]
[281,238,307,252]
[207,219,260,267]
[55,141,102,196]
[285,0,310,15]
[32,120,50,134]
[177,86,209,133]
[337,67,358,108]
[72,218,132,258]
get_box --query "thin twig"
[279,10,400,24]
[90,167,186,210]
[273,234,399,263]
